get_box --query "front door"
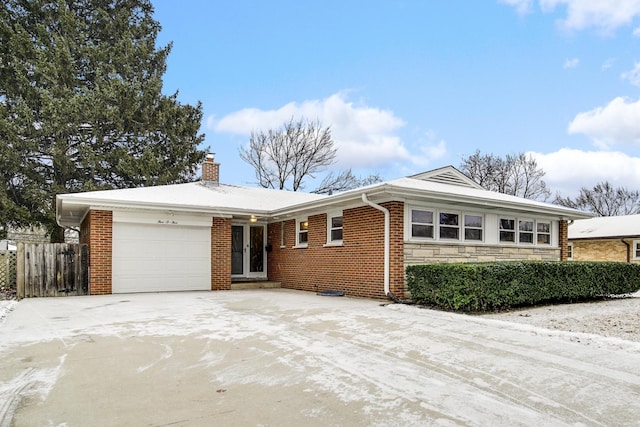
[231,223,267,278]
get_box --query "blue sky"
[152,0,640,197]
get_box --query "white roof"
[56,166,593,227]
[568,214,640,240]
[273,175,593,220]
[57,182,326,226]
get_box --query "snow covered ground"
[1,290,640,426]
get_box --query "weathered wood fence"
[17,243,89,298]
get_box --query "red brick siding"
[202,158,220,182]
[80,210,113,295]
[267,201,404,299]
[211,217,231,290]
[559,220,569,261]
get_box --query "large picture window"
[411,209,434,239]
[500,217,553,245]
[410,208,484,242]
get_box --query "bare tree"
[554,182,640,216]
[312,169,382,195]
[460,150,550,201]
[240,118,335,191]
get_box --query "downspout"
[361,193,390,298]
[622,239,631,263]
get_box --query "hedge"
[406,261,640,312]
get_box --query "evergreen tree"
[0,0,206,242]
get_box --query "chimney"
[202,153,220,184]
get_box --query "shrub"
[406,261,640,312]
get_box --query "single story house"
[568,214,640,263]
[56,155,592,299]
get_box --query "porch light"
[250,216,258,223]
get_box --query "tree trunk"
[50,224,65,243]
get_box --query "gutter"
[622,239,631,263]
[361,193,390,298]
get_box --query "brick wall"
[267,201,405,299]
[559,220,569,261]
[211,217,231,290]
[80,210,113,295]
[570,239,639,263]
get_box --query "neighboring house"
[56,155,591,299]
[567,215,640,264]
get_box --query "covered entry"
[231,223,267,279]
[112,211,211,293]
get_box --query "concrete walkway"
[1,289,639,426]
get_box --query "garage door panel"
[112,221,211,293]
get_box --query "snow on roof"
[57,182,326,226]
[277,175,590,219]
[57,166,592,227]
[568,214,640,240]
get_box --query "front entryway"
[231,224,267,279]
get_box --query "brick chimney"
[202,153,220,184]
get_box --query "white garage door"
[112,213,211,293]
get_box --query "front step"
[230,281,281,290]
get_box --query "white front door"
[231,223,267,278]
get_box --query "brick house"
[56,156,591,299]
[568,214,640,264]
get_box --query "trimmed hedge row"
[406,261,640,312]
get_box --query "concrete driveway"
[1,289,640,426]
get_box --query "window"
[537,221,551,245]
[499,218,516,242]
[439,212,460,239]
[327,212,343,244]
[464,214,483,241]
[296,218,308,247]
[519,220,534,244]
[567,242,573,260]
[411,209,434,239]
[634,240,640,260]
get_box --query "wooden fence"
[17,243,89,298]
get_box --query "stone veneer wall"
[405,243,561,268]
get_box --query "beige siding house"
[568,215,640,263]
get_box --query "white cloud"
[567,97,640,147]
[621,62,640,87]
[499,0,535,14]
[530,148,640,196]
[502,0,640,34]
[601,58,616,71]
[563,57,579,69]
[634,26,640,36]
[210,93,409,168]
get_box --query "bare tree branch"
[460,150,550,201]
[240,117,336,191]
[312,169,382,195]
[554,181,640,216]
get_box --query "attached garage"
[111,211,211,293]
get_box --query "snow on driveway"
[1,289,639,426]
